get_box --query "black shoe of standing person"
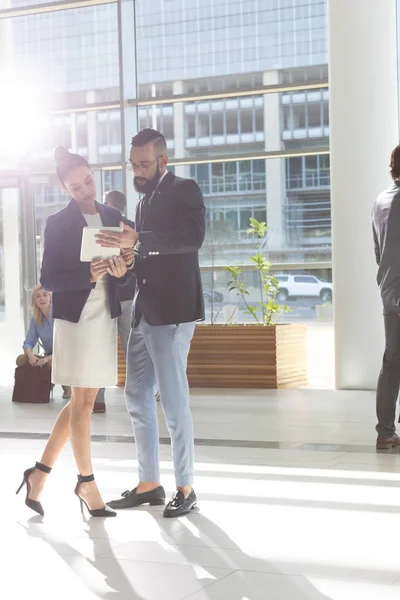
[107,485,166,509]
[376,433,400,449]
[163,489,197,518]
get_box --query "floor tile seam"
[53,551,237,575]
[174,564,400,589]
[321,452,350,465]
[327,458,400,468]
[180,569,238,600]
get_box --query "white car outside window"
[274,275,332,302]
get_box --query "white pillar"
[94,170,102,200]
[328,0,399,389]
[71,112,77,152]
[151,83,157,131]
[118,0,139,220]
[173,81,188,178]
[87,91,98,164]
[123,105,139,219]
[263,71,285,250]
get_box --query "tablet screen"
[80,227,122,262]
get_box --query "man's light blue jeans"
[125,317,196,487]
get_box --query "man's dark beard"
[134,165,162,195]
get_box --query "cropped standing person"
[373,144,400,449]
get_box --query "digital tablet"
[80,226,122,262]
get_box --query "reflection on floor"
[1,386,400,599]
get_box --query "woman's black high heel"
[74,474,117,518]
[16,461,52,516]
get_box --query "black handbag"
[12,364,51,403]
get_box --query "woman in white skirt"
[16,148,134,518]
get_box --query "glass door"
[0,184,24,385]
[0,176,40,385]
[0,168,116,385]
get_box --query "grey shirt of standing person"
[372,178,400,313]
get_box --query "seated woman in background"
[16,284,71,399]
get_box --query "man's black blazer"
[133,171,205,326]
[40,200,130,323]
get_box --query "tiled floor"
[1,385,400,599]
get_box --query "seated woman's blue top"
[23,317,54,355]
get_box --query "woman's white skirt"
[52,280,117,388]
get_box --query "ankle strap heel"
[77,474,95,484]
[74,473,116,518]
[35,462,52,474]
[16,462,51,517]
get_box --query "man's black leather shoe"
[163,489,197,518]
[107,486,166,509]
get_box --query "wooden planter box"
[186,323,307,389]
[117,338,126,387]
[117,323,308,389]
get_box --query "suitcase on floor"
[12,365,51,403]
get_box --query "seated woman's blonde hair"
[30,285,51,326]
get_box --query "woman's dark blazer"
[40,200,129,323]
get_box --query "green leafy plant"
[225,218,290,326]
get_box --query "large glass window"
[1,0,53,7]
[8,4,119,105]
[0,0,331,339]
[135,0,328,97]
[282,88,329,141]
[191,155,330,270]
[190,161,266,197]
[0,3,121,169]
[150,91,330,159]
[11,108,123,166]
[286,155,330,189]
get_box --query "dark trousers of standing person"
[376,313,400,441]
